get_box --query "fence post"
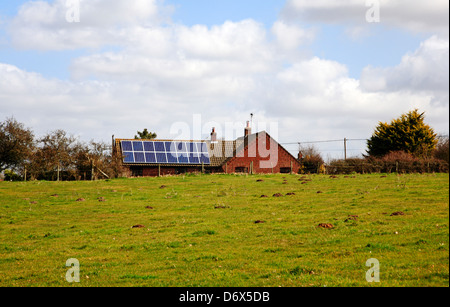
[344,138,347,161]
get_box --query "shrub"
[327,151,448,174]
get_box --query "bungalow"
[113,122,300,177]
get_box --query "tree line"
[0,117,126,181]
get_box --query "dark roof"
[205,139,244,167]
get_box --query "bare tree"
[433,135,449,163]
[36,130,78,181]
[299,144,324,174]
[0,117,34,174]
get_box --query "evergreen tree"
[367,109,437,158]
[135,129,157,140]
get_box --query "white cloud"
[281,0,449,35]
[271,21,315,50]
[360,35,449,106]
[8,0,170,50]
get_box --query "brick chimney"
[211,127,217,143]
[244,121,251,137]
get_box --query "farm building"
[113,123,301,177]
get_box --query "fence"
[282,137,449,174]
[326,158,449,174]
[282,138,368,162]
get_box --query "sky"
[0,0,449,159]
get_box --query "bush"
[327,151,448,174]
[3,169,22,181]
[299,145,325,174]
[433,136,449,163]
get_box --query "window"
[235,167,248,173]
[280,167,291,174]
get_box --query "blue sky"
[0,0,448,159]
[169,0,287,27]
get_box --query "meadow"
[0,173,448,287]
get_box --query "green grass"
[0,173,448,287]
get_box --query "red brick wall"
[223,133,300,174]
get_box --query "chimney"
[211,127,217,143]
[244,121,251,137]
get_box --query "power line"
[281,138,368,145]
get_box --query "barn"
[114,123,301,177]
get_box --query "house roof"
[115,131,298,168]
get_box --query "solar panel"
[189,153,200,164]
[143,141,154,152]
[145,152,156,163]
[122,141,133,152]
[167,152,179,164]
[156,152,167,163]
[121,140,210,165]
[123,151,134,163]
[134,152,145,163]
[154,142,165,152]
[133,141,144,152]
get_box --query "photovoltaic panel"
[200,153,210,164]
[156,152,167,163]
[121,140,210,165]
[134,152,145,163]
[145,152,156,163]
[164,142,173,152]
[178,154,189,164]
[143,141,154,152]
[154,142,165,152]
[167,152,179,164]
[121,141,133,152]
[189,153,200,164]
[123,152,134,163]
[133,141,144,152]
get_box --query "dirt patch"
[391,211,405,216]
[132,225,145,229]
[214,205,229,209]
[345,215,358,222]
[318,223,334,229]
[76,198,85,202]
[50,194,59,197]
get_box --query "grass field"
[0,173,448,287]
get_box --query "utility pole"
[344,138,347,161]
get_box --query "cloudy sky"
[0,0,448,159]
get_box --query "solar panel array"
[120,140,211,165]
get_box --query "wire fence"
[281,138,369,162]
[281,136,449,174]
